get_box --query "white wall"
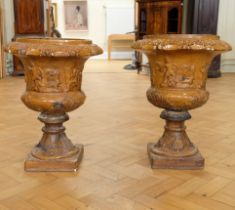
[52,0,134,59]
[3,0,14,74]
[3,0,14,44]
[217,0,235,72]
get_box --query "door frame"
[0,0,6,78]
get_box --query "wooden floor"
[0,60,235,210]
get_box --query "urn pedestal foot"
[147,110,204,170]
[147,143,204,170]
[24,113,84,172]
[24,144,84,172]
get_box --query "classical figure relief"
[44,69,60,91]
[161,64,195,88]
[68,67,83,91]
[25,64,83,93]
[199,63,211,89]
[25,63,43,92]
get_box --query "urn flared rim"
[5,38,103,57]
[132,34,232,52]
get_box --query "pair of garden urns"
[6,34,231,172]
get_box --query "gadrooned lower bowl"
[21,91,86,113]
[147,88,209,111]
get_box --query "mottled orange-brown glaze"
[133,34,231,169]
[5,38,103,172]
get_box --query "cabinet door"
[14,0,44,34]
[138,4,148,38]
[12,56,24,76]
[148,3,182,35]
[190,0,221,77]
[148,5,167,34]
[192,0,219,34]
[167,6,181,33]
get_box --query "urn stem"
[148,110,204,169]
[30,113,79,160]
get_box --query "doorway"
[0,0,5,78]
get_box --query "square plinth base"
[147,143,204,170]
[24,144,84,172]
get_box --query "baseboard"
[91,51,133,60]
[221,59,235,72]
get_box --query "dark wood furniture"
[136,0,183,39]
[12,0,45,75]
[187,0,221,78]
[135,0,183,72]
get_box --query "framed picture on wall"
[64,0,88,31]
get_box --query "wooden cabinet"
[137,0,183,40]
[135,0,183,72]
[13,0,45,75]
[187,0,221,78]
[14,0,44,35]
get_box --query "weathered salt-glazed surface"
[133,34,231,169]
[6,38,103,172]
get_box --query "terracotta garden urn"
[6,38,103,172]
[132,34,231,169]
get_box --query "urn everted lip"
[5,38,103,172]
[132,34,231,169]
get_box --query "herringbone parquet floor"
[0,60,235,210]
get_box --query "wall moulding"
[217,0,235,72]
[0,0,6,78]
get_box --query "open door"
[186,0,221,78]
[0,0,5,78]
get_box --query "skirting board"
[91,51,133,60]
[221,59,235,72]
